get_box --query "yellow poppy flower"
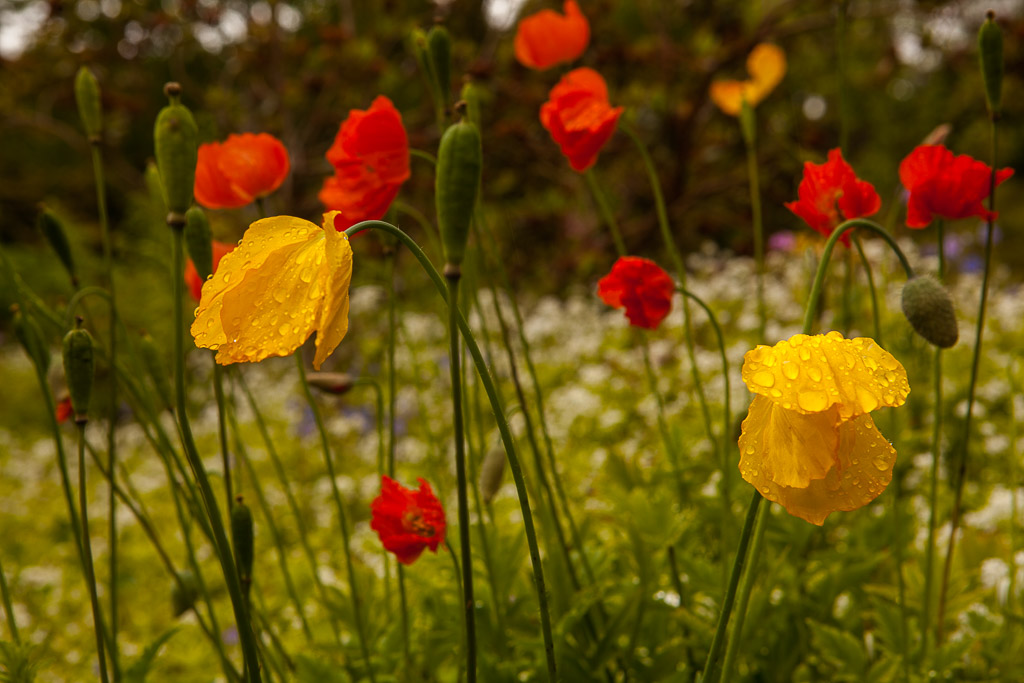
[191,211,353,370]
[710,43,787,116]
[737,331,910,525]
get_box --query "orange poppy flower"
[319,96,410,231]
[785,148,881,247]
[184,239,236,302]
[540,67,623,172]
[514,0,589,70]
[194,133,290,210]
[899,145,1014,228]
[710,43,786,116]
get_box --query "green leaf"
[123,628,179,683]
[806,619,868,678]
[0,641,38,683]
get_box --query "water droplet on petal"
[806,366,822,382]
[752,371,775,388]
[781,361,799,380]
[872,455,889,471]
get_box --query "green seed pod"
[479,446,506,505]
[139,331,173,412]
[460,80,484,130]
[184,206,213,281]
[12,306,50,373]
[62,319,95,424]
[427,25,452,107]
[231,497,255,599]
[901,275,958,348]
[436,116,482,269]
[37,206,77,286]
[74,66,103,141]
[410,29,437,93]
[171,569,200,617]
[978,11,1003,116]
[154,82,198,223]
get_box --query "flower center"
[402,509,435,538]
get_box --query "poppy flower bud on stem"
[901,275,959,348]
[427,24,452,109]
[479,446,506,505]
[62,317,95,425]
[37,205,77,287]
[184,207,213,281]
[12,305,50,373]
[154,82,198,227]
[978,11,1003,117]
[436,104,482,271]
[171,569,199,617]
[231,497,255,601]
[74,66,103,143]
[307,372,355,395]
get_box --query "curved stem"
[851,235,881,342]
[170,227,262,682]
[583,169,627,256]
[346,220,557,682]
[294,354,377,682]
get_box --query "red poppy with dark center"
[784,148,880,247]
[899,145,1013,228]
[540,68,623,172]
[370,475,446,565]
[194,133,290,210]
[184,240,236,302]
[597,256,674,330]
[514,0,589,70]
[319,96,410,231]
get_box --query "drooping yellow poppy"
[710,43,787,116]
[737,331,910,525]
[191,211,353,370]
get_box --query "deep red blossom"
[194,133,290,210]
[597,256,674,330]
[370,475,446,565]
[784,148,880,247]
[55,396,73,424]
[899,145,1013,228]
[514,0,589,70]
[540,68,623,172]
[184,240,236,302]
[319,96,410,231]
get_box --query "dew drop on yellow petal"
[806,365,822,382]
[752,371,775,388]
[781,361,799,380]
[797,389,828,412]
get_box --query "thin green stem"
[90,141,120,677]
[447,273,477,682]
[937,119,1000,645]
[78,425,111,683]
[740,113,767,341]
[718,500,769,683]
[921,221,945,662]
[584,169,627,256]
[294,354,377,682]
[0,555,18,644]
[170,227,262,683]
[346,220,557,682]
[214,364,233,509]
[699,491,763,683]
[852,235,881,342]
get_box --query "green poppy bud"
[171,569,200,617]
[901,275,958,348]
[436,112,482,270]
[231,497,255,599]
[184,207,213,281]
[145,159,167,214]
[139,331,173,412]
[427,25,452,107]
[479,446,506,505]
[460,80,484,130]
[307,372,355,395]
[62,318,95,424]
[154,82,198,224]
[12,306,50,373]
[978,11,1003,116]
[37,206,77,287]
[74,66,103,142]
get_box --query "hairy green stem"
[171,227,262,682]
[346,220,557,681]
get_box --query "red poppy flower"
[514,0,589,70]
[194,133,290,210]
[370,475,446,565]
[899,145,1013,228]
[184,240,236,302]
[784,148,881,247]
[597,256,675,330]
[540,68,623,172]
[319,96,410,231]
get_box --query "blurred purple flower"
[768,230,797,252]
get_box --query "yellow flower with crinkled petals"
[737,331,910,525]
[191,211,353,370]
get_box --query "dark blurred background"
[1,0,1021,302]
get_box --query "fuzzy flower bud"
[901,275,958,348]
